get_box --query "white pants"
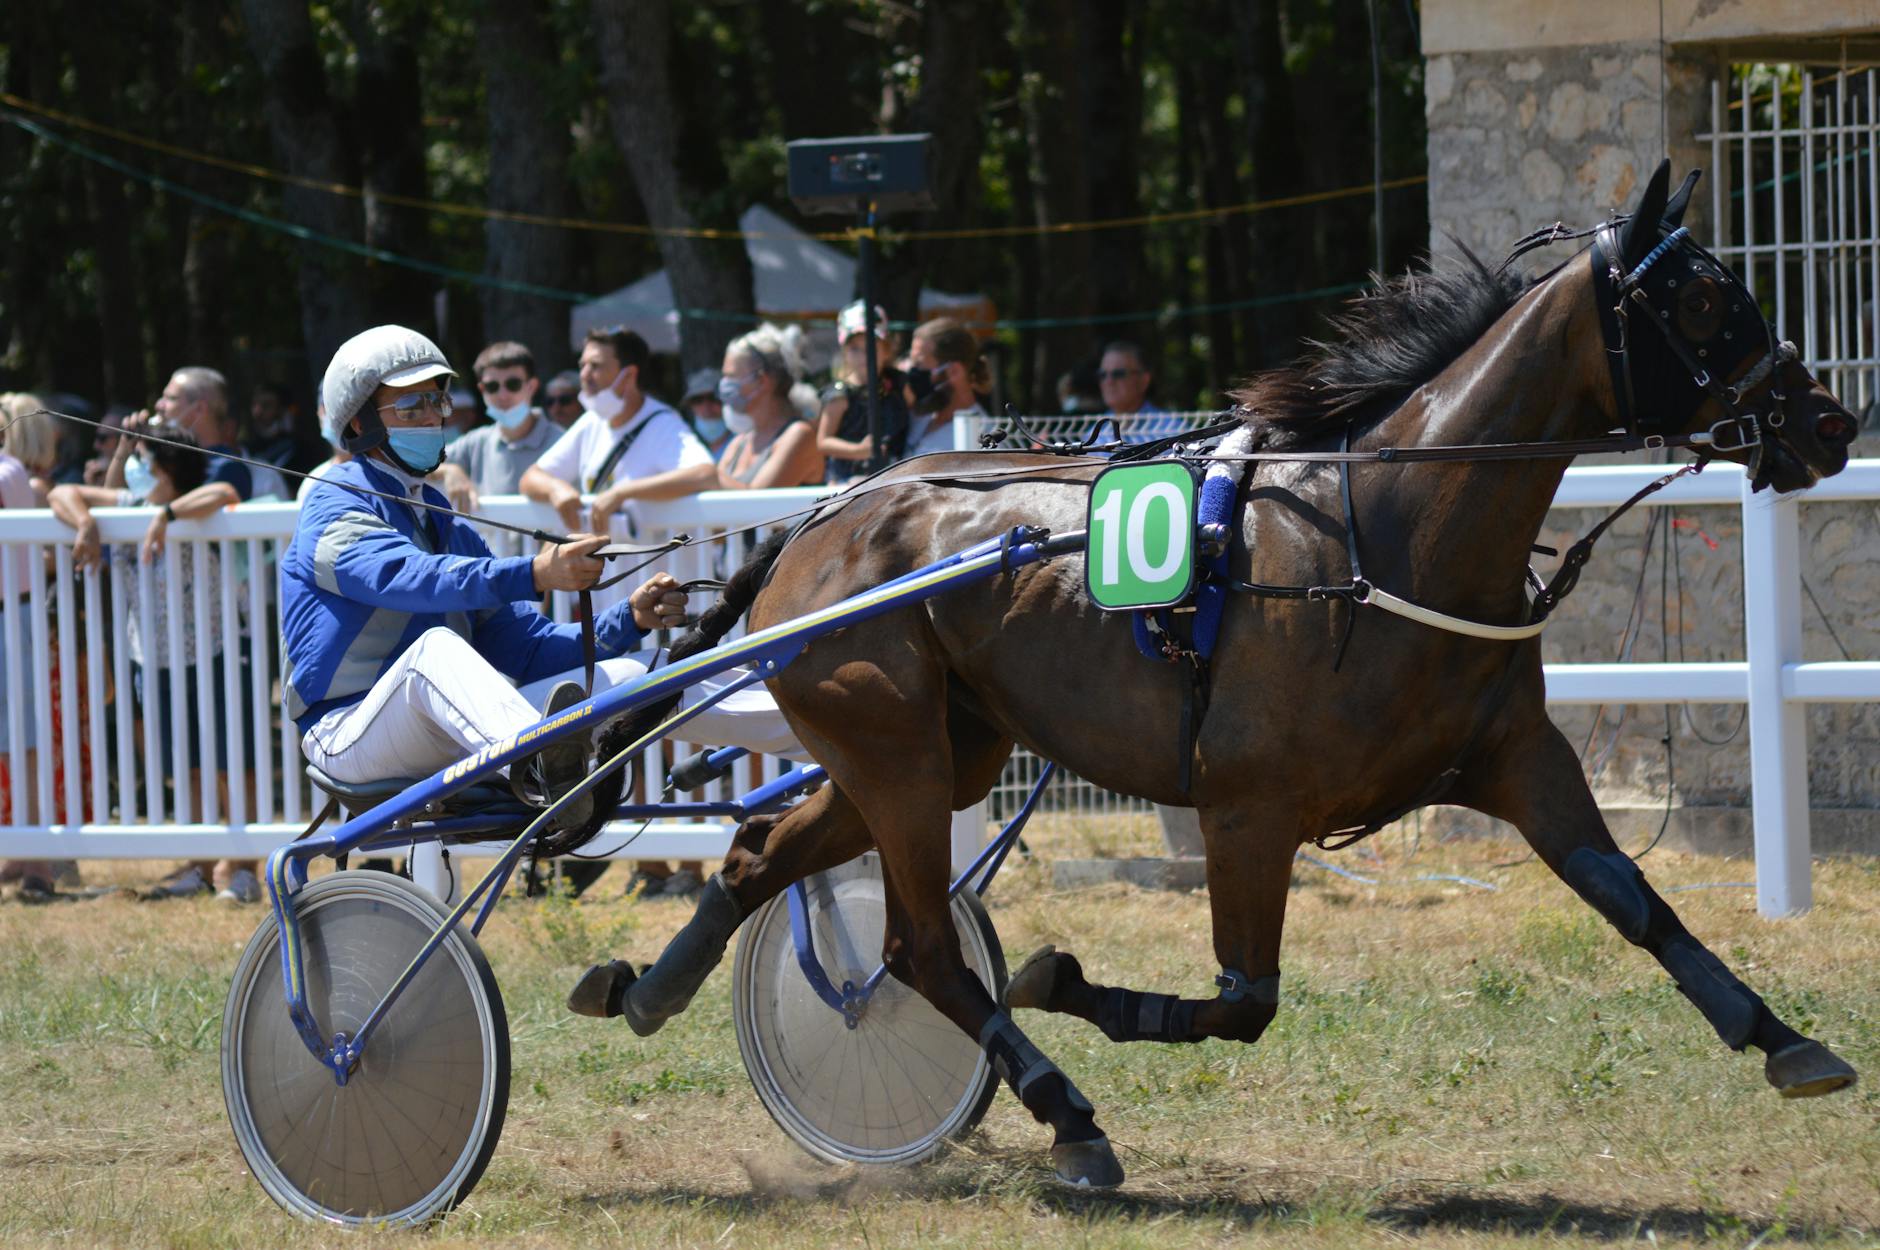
[302,627,804,785]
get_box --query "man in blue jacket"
[282,325,800,824]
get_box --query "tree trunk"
[64,13,147,407]
[239,0,369,381]
[1080,0,1145,344]
[878,0,985,338]
[591,0,754,378]
[1229,0,1305,366]
[478,0,578,374]
[346,2,433,332]
[1019,0,1094,409]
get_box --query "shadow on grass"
[571,1160,1822,1243]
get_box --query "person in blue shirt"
[283,325,800,826]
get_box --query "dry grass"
[1,837,1876,1248]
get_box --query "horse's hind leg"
[1007,802,1297,1048]
[569,783,872,1033]
[1465,710,1856,1097]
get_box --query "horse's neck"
[1358,259,1611,611]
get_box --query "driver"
[281,325,801,823]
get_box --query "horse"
[572,162,1860,1187]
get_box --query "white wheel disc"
[221,870,508,1226]
[732,853,1004,1166]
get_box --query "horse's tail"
[667,526,793,664]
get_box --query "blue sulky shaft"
[263,523,1084,1073]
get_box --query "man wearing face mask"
[283,325,802,822]
[520,326,715,537]
[441,341,560,502]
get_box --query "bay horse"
[574,163,1859,1187]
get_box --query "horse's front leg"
[568,782,873,1033]
[1007,803,1295,1047]
[1464,709,1856,1097]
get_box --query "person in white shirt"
[902,317,990,460]
[519,327,714,535]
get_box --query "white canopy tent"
[569,204,993,361]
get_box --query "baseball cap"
[681,368,719,405]
[836,300,891,343]
[320,325,455,445]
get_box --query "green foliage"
[0,0,1428,413]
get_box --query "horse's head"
[1599,161,1856,492]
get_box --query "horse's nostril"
[1815,412,1855,444]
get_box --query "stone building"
[1422,1,1880,852]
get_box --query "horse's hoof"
[1004,945,1059,1011]
[1050,1134,1124,1188]
[1765,1040,1858,1098]
[568,960,636,1019]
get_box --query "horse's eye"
[1676,277,1725,340]
[1683,293,1712,315]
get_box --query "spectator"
[0,395,60,501]
[0,423,49,900]
[715,323,823,490]
[297,404,352,501]
[681,368,731,459]
[519,327,714,536]
[149,366,289,501]
[431,342,560,513]
[249,382,324,476]
[48,423,259,903]
[543,370,583,428]
[1098,341,1185,444]
[903,318,990,459]
[133,369,270,900]
[817,301,909,484]
[83,411,129,486]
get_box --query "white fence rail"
[1,462,1876,916]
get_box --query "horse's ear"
[1663,169,1702,228]
[1619,159,1672,269]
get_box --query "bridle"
[1586,222,1799,487]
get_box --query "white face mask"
[723,409,756,436]
[582,385,625,421]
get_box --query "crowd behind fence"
[0,408,1876,916]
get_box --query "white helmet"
[319,325,455,450]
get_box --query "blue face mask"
[691,415,727,444]
[123,456,157,502]
[385,425,447,474]
[717,375,754,408]
[490,400,533,431]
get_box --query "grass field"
[1,834,1876,1248]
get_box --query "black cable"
[10,406,590,541]
[1632,508,1677,860]
[1800,574,1855,662]
[1669,508,1746,746]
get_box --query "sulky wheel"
[732,852,1005,1167]
[221,870,509,1226]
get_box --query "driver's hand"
[629,572,688,632]
[531,534,608,593]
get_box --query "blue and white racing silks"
[281,456,646,736]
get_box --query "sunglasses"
[546,392,580,406]
[378,392,454,417]
[479,377,529,394]
[1096,368,1140,382]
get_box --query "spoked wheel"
[221,870,509,1226]
[732,852,1005,1167]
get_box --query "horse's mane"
[1228,244,1539,447]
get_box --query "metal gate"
[1703,64,1880,415]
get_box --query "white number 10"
[1091,481,1187,587]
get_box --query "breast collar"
[1589,223,1798,482]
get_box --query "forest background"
[0,0,1428,422]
